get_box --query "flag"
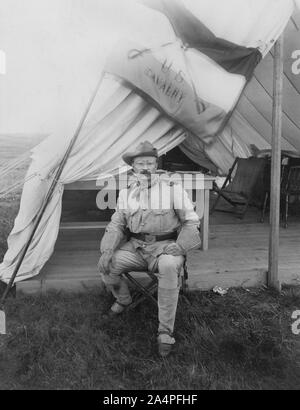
[105,0,262,142]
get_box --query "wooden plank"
[281,270,300,286]
[189,269,267,291]
[42,265,99,277]
[46,250,98,258]
[17,271,154,295]
[56,231,103,241]
[16,280,42,295]
[17,278,104,295]
[210,223,300,234]
[41,278,103,293]
[54,243,100,252]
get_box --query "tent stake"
[268,36,283,291]
[0,71,106,325]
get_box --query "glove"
[163,243,186,256]
[176,224,201,253]
[97,251,114,274]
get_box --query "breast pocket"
[124,208,141,232]
[151,209,176,233]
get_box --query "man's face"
[132,156,158,175]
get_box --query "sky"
[0,0,137,135]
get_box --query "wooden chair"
[123,257,189,310]
[260,156,289,223]
[281,161,300,228]
[260,156,300,226]
[210,157,267,219]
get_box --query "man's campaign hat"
[122,141,158,166]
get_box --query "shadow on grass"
[0,286,300,390]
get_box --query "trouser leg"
[157,254,184,340]
[99,250,147,305]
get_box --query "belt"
[130,231,178,243]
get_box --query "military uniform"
[99,171,201,344]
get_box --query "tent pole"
[268,36,284,291]
[0,71,106,307]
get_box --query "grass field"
[0,287,300,390]
[0,135,300,390]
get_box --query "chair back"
[287,166,300,194]
[226,158,266,197]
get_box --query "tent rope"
[0,152,30,179]
[0,172,38,199]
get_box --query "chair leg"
[210,179,239,213]
[261,192,269,223]
[210,191,239,214]
[123,272,158,306]
[210,192,221,214]
[237,200,250,219]
[129,284,157,309]
[124,257,189,310]
[180,261,189,295]
[284,194,289,229]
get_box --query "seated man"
[98,141,201,357]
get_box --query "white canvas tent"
[181,3,300,173]
[0,0,299,285]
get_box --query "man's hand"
[163,243,185,256]
[97,251,113,274]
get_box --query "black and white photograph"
[0,0,300,393]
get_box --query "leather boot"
[103,300,131,319]
[157,333,175,357]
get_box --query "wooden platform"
[16,219,300,294]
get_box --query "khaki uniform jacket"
[100,174,201,265]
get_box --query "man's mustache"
[136,170,152,176]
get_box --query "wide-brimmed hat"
[122,141,158,166]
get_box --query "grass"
[0,286,300,390]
